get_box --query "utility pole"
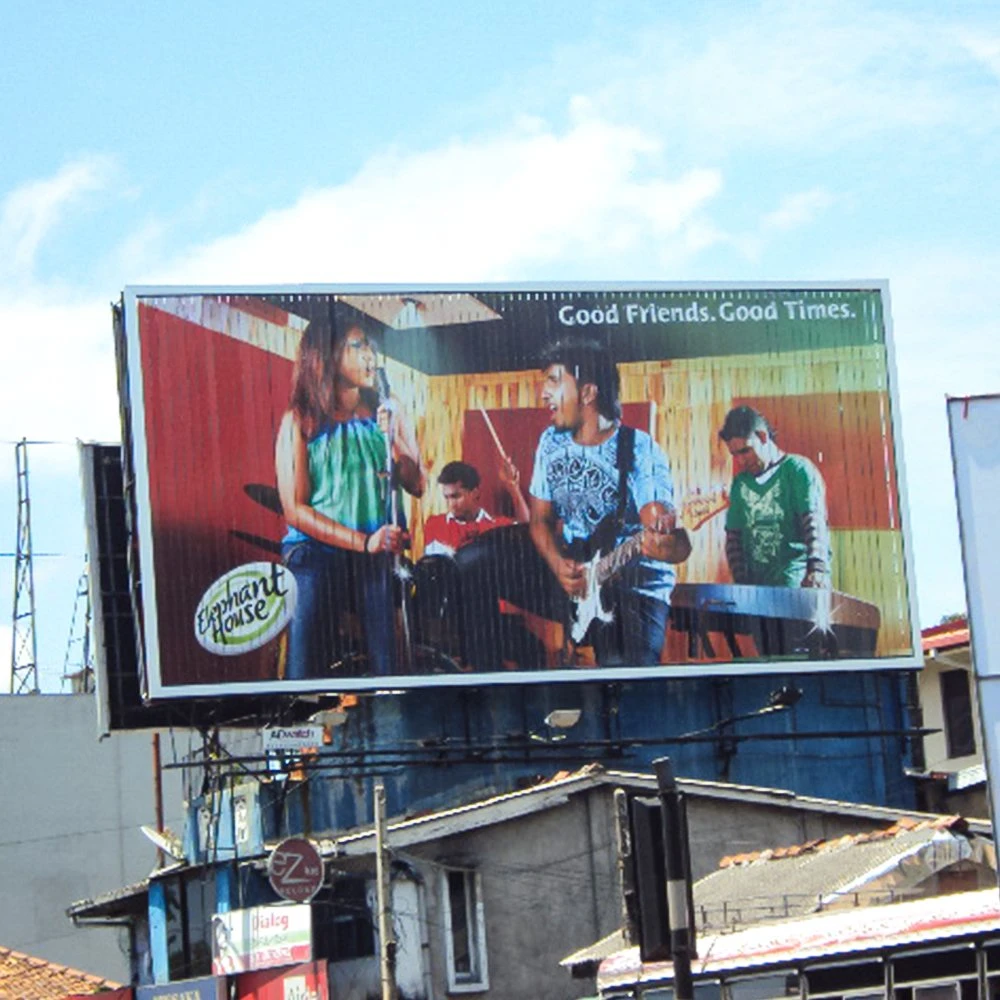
[653,757,695,1000]
[375,780,397,1000]
[10,439,39,694]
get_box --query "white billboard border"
[123,281,923,701]
[947,392,1000,838]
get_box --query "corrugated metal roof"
[694,822,987,930]
[599,888,1000,991]
[0,945,121,1000]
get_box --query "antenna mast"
[10,439,39,694]
[63,560,94,693]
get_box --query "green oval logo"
[194,562,297,655]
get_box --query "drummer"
[423,459,529,557]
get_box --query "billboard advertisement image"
[120,284,919,698]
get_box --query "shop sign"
[211,904,312,976]
[235,960,329,1000]
[262,725,325,753]
[268,836,324,902]
[137,975,225,999]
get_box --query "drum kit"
[235,483,534,676]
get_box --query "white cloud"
[0,156,116,283]
[958,32,1000,81]
[0,295,119,447]
[528,1,995,165]
[761,189,834,233]
[155,117,723,284]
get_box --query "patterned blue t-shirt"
[528,424,676,603]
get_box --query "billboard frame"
[120,281,922,701]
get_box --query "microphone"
[375,367,391,405]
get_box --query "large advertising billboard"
[121,283,919,699]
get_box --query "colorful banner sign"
[211,904,312,976]
[121,284,920,698]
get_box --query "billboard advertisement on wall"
[120,283,920,699]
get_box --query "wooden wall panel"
[408,343,910,658]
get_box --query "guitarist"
[526,339,691,665]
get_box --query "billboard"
[120,283,919,699]
[947,394,1000,830]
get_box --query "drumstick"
[479,407,510,463]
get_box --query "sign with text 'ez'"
[119,283,920,700]
[268,837,324,903]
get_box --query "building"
[913,617,987,816]
[67,765,992,999]
[565,803,996,990]
[0,693,253,982]
[595,888,1000,999]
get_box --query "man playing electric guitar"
[528,339,691,664]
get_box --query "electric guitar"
[563,489,729,644]
[563,518,647,644]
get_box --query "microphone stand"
[378,373,413,673]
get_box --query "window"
[941,669,976,758]
[724,974,797,998]
[441,869,488,992]
[164,870,216,980]
[313,877,376,963]
[914,985,960,1000]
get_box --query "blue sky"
[1,0,998,690]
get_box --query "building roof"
[67,763,991,919]
[922,617,970,652]
[563,815,995,975]
[598,888,1000,992]
[317,764,991,857]
[0,945,121,1000]
[695,815,993,930]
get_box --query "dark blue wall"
[261,669,919,838]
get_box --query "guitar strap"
[615,423,636,522]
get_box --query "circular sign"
[268,836,324,902]
[194,562,297,656]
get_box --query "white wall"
[920,645,983,773]
[0,694,188,981]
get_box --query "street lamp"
[677,685,803,780]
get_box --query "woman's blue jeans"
[282,540,397,678]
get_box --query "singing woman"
[275,311,425,678]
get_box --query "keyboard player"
[718,406,832,590]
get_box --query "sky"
[0,0,998,692]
